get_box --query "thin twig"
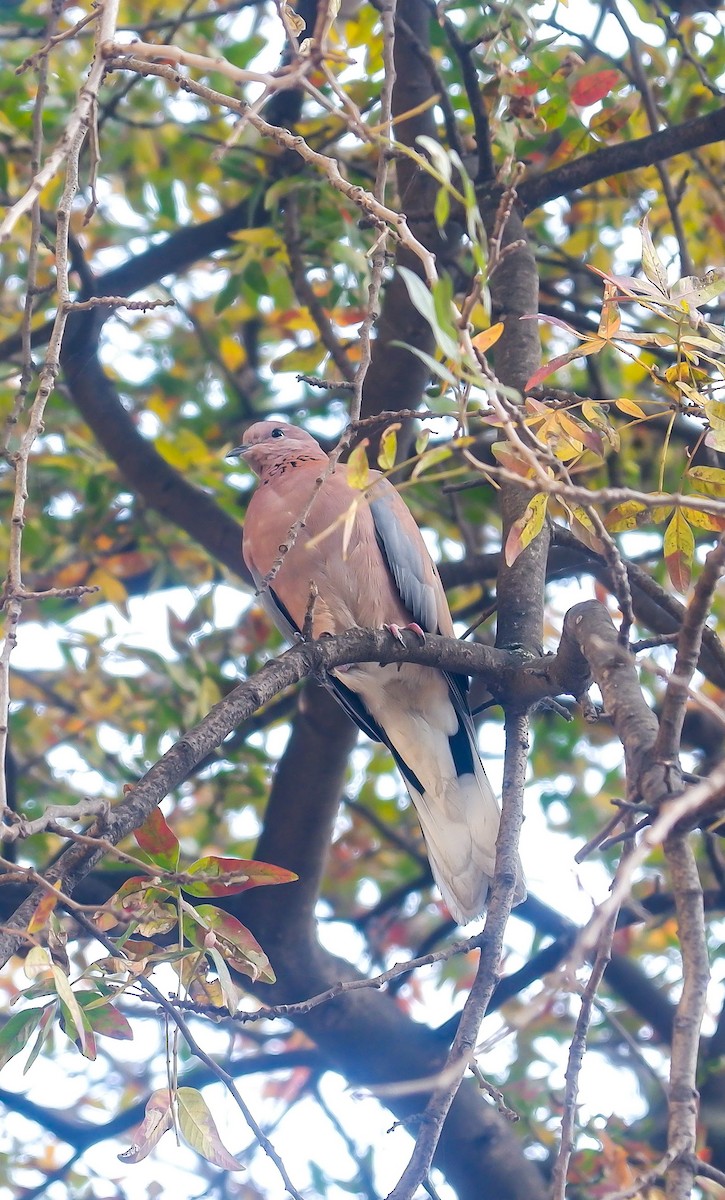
[655,534,725,762]
[609,1,693,276]
[283,196,354,379]
[551,836,633,1200]
[72,914,305,1200]
[386,711,528,1200]
[0,0,121,817]
[64,296,175,312]
[0,797,110,842]
[104,54,438,285]
[349,0,397,426]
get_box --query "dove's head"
[229,421,328,477]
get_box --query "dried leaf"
[283,3,306,34]
[664,509,694,594]
[27,883,63,935]
[525,339,604,389]
[639,214,669,296]
[598,281,621,339]
[119,1089,174,1163]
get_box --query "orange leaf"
[27,883,63,934]
[471,322,504,354]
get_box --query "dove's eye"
[270,428,285,439]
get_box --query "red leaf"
[134,808,180,871]
[570,69,620,107]
[182,856,297,898]
[187,906,276,983]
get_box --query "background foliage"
[0,0,724,1197]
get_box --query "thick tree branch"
[518,108,725,213]
[59,315,250,582]
[560,600,681,806]
[663,834,709,1200]
[0,621,588,964]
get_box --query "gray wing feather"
[368,486,439,633]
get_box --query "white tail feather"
[342,663,526,924]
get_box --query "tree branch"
[518,107,725,213]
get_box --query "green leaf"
[23,1004,56,1074]
[75,992,134,1041]
[0,1008,47,1070]
[389,340,460,388]
[398,267,459,361]
[176,1088,245,1171]
[51,966,87,1056]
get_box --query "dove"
[233,420,525,923]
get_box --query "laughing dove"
[234,420,525,923]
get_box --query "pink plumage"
[235,420,525,923]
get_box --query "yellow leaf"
[377,424,400,471]
[687,466,725,498]
[155,429,211,470]
[269,344,325,375]
[504,493,548,566]
[219,336,246,371]
[411,443,453,478]
[87,568,129,613]
[681,506,725,532]
[605,500,648,533]
[615,397,647,420]
[347,440,370,489]
[664,510,694,594]
[198,675,222,718]
[471,322,504,354]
